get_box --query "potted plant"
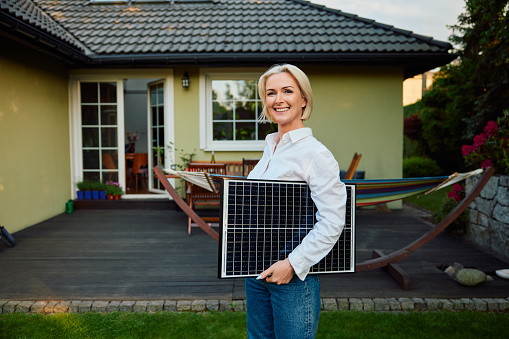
[76,180,93,199]
[105,181,125,200]
[91,181,107,200]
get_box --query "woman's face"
[265,72,307,133]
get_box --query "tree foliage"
[411,0,509,173]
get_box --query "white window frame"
[199,69,268,151]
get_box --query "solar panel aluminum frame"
[218,178,355,279]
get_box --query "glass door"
[148,80,166,193]
[79,81,124,185]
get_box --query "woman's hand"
[257,258,295,284]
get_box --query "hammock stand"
[153,166,495,290]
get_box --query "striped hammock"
[164,168,483,207]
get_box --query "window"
[201,72,277,151]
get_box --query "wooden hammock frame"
[153,166,495,289]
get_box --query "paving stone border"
[1,298,508,314]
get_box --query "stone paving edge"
[1,298,508,314]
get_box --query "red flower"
[473,133,487,149]
[481,159,493,169]
[461,145,474,156]
[452,184,464,193]
[484,121,498,137]
[447,191,461,202]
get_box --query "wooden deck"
[0,204,508,301]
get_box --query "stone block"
[425,298,441,311]
[480,177,499,200]
[54,301,70,313]
[412,298,427,311]
[472,298,487,311]
[398,298,414,311]
[322,298,338,311]
[31,301,48,314]
[3,301,20,314]
[91,301,109,313]
[219,300,232,312]
[177,300,192,312]
[373,298,390,311]
[500,176,509,187]
[337,298,349,310]
[441,299,453,311]
[205,300,219,312]
[450,299,464,310]
[232,300,244,312]
[44,301,59,314]
[484,298,499,312]
[387,298,401,311]
[476,198,495,217]
[349,298,363,311]
[69,301,81,313]
[495,298,509,312]
[147,301,164,313]
[15,301,34,313]
[164,300,177,312]
[496,187,509,206]
[133,301,149,313]
[78,301,93,313]
[479,213,490,227]
[362,299,374,312]
[461,298,475,310]
[119,300,135,312]
[191,300,206,312]
[107,301,121,312]
[493,204,509,224]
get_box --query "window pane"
[213,122,233,140]
[235,80,256,100]
[236,101,257,120]
[100,82,116,103]
[157,83,164,104]
[81,105,98,125]
[158,106,164,125]
[258,122,278,140]
[236,122,256,140]
[82,127,99,147]
[158,127,164,146]
[152,107,157,126]
[101,105,117,125]
[213,101,233,120]
[101,127,117,147]
[102,171,118,183]
[150,86,157,106]
[152,127,158,147]
[84,172,100,182]
[101,150,118,170]
[80,83,98,103]
[83,150,99,169]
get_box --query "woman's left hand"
[257,258,295,284]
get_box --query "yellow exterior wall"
[0,38,71,233]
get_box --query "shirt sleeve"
[288,148,347,280]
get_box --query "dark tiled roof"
[1,0,455,74]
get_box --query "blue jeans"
[245,275,321,339]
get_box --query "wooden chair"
[186,162,228,235]
[344,153,362,180]
[242,158,259,177]
[128,153,148,192]
[102,153,117,181]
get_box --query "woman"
[245,64,347,339]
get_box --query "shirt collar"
[266,127,312,146]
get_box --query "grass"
[1,311,509,339]
[404,185,452,214]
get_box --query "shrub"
[432,184,468,236]
[403,156,442,178]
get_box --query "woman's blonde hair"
[258,64,313,123]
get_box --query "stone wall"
[466,174,509,262]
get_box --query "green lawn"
[1,311,508,339]
[404,186,452,214]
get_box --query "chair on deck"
[128,153,148,192]
[344,153,362,180]
[186,162,228,235]
[242,158,259,177]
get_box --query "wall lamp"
[182,72,190,89]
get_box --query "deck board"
[0,208,507,301]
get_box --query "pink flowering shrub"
[462,110,509,175]
[447,184,465,202]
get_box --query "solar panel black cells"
[218,179,355,278]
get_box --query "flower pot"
[84,191,92,199]
[92,191,99,199]
[107,194,115,200]
[100,191,106,200]
[77,191,84,200]
[114,194,121,200]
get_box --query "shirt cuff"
[288,252,310,281]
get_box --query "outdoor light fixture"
[182,72,190,89]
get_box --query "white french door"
[147,80,167,193]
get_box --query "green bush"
[403,156,442,178]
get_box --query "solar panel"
[218,179,355,279]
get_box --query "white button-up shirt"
[248,127,347,280]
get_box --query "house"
[0,0,455,233]
[403,70,438,106]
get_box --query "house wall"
[0,37,71,233]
